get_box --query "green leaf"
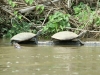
[25,0,29,3]
[18,15,22,19]
[14,11,18,15]
[12,2,16,7]
[67,23,70,27]
[8,0,12,5]
[36,5,44,14]
[29,0,34,5]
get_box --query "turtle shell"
[51,31,78,40]
[11,32,36,42]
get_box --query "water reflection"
[0,39,100,75]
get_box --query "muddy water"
[0,39,100,75]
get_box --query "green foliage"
[8,0,16,7]
[73,3,100,29]
[25,0,34,5]
[73,3,91,21]
[8,0,23,20]
[73,3,86,14]
[13,11,22,20]
[4,19,33,38]
[5,0,34,38]
[95,17,100,26]
[36,5,45,14]
[43,11,70,34]
[73,3,94,28]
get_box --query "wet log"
[38,41,100,47]
[12,40,100,49]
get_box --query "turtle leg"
[34,38,38,45]
[78,39,84,45]
[30,36,38,45]
[33,37,38,45]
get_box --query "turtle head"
[78,30,88,38]
[11,40,21,49]
[13,42,21,49]
[36,29,43,36]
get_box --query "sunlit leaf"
[12,2,16,7]
[29,0,34,5]
[25,0,29,3]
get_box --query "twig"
[1,6,31,22]
[1,6,14,16]
[41,8,54,26]
[11,17,20,26]
[65,27,100,33]
[20,14,31,22]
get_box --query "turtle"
[11,29,42,48]
[51,30,87,45]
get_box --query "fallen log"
[12,40,100,49]
[38,41,100,47]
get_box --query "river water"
[0,39,100,75]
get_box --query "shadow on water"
[0,39,100,75]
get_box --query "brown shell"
[51,31,78,40]
[11,32,36,42]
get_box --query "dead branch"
[1,6,14,16]
[19,6,37,13]
[41,8,54,26]
[65,27,100,33]
[1,6,31,22]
